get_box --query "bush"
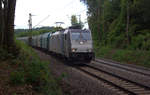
[9,40,62,95]
[95,46,150,68]
[0,48,16,60]
[10,70,25,85]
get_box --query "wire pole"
[28,13,32,32]
[76,14,81,23]
[28,13,32,45]
[79,15,81,23]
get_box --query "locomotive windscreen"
[70,29,91,40]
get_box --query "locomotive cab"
[69,29,95,62]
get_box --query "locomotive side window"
[65,34,67,40]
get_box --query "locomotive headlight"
[80,41,84,45]
[87,49,92,52]
[72,48,77,52]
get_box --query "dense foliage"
[81,0,150,50]
[15,27,63,37]
[15,27,54,34]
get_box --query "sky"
[15,0,88,29]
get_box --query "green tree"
[71,15,78,26]
[70,15,84,29]
[81,0,150,50]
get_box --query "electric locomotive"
[62,29,94,62]
[17,28,95,63]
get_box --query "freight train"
[18,28,95,63]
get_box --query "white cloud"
[15,0,88,29]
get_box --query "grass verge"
[94,45,150,68]
[0,41,62,95]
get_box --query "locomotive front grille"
[69,52,94,59]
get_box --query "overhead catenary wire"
[62,0,76,9]
[59,0,87,15]
[32,0,87,28]
[33,15,50,28]
[76,9,87,15]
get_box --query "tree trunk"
[0,0,2,46]
[4,0,16,48]
[126,0,130,45]
[103,3,106,45]
[97,0,101,42]
[3,0,8,47]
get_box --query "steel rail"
[77,67,136,95]
[94,59,150,77]
[76,64,150,95]
[86,64,150,90]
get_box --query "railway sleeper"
[122,84,136,87]
[126,87,143,89]
[134,91,150,94]
[130,88,145,90]
[125,88,146,92]
[116,92,128,95]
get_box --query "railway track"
[94,58,150,77]
[76,64,150,95]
